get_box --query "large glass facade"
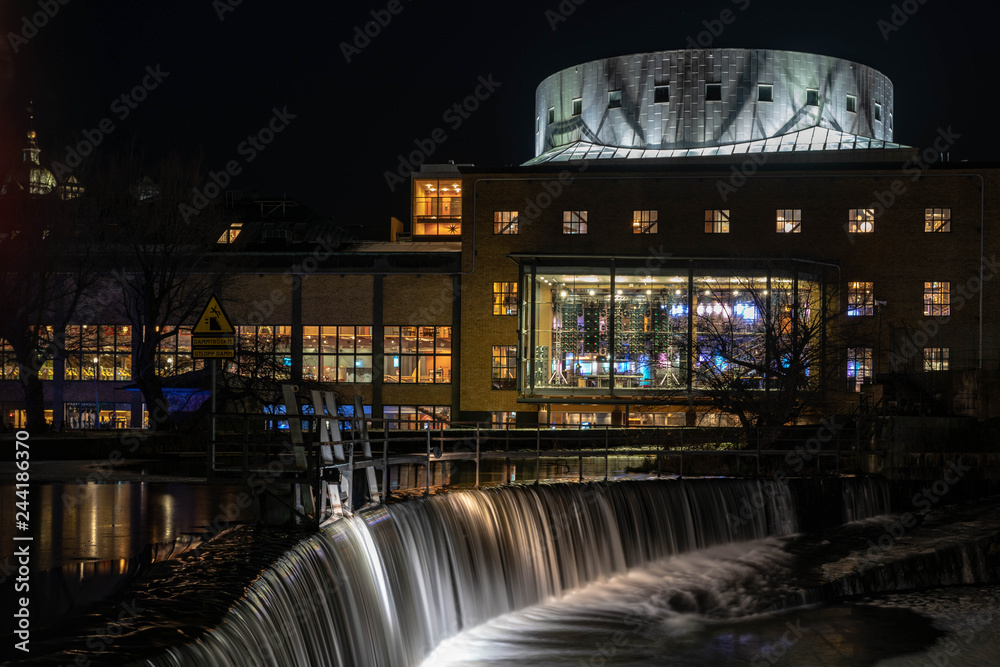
[522,262,823,398]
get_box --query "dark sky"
[0,0,995,238]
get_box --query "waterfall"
[137,478,882,667]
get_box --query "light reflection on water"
[1,481,254,571]
[0,480,255,630]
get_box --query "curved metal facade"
[533,49,893,158]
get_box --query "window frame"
[757,84,773,102]
[383,326,452,384]
[704,209,730,234]
[493,211,519,235]
[493,282,518,316]
[847,281,874,317]
[632,210,658,234]
[302,325,374,383]
[848,208,875,234]
[491,345,517,390]
[924,208,951,233]
[775,209,802,233]
[923,347,950,371]
[562,210,588,234]
[847,347,873,390]
[923,282,951,317]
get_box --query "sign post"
[192,296,236,474]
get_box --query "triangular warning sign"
[192,295,235,335]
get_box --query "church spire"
[23,101,41,166]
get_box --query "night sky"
[0,0,995,238]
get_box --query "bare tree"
[0,184,96,430]
[685,268,848,431]
[91,151,228,430]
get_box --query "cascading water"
[138,479,805,667]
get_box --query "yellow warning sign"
[192,295,235,335]
[192,347,236,359]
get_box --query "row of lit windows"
[848,282,952,317]
[494,208,952,235]
[848,346,949,388]
[547,86,887,125]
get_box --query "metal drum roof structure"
[529,49,903,164]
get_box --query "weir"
[136,477,890,667]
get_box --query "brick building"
[2,49,998,430]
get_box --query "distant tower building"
[2,102,84,199]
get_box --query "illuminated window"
[654,85,670,104]
[608,91,622,108]
[846,95,857,113]
[0,328,54,380]
[925,208,951,232]
[383,326,451,384]
[875,102,882,122]
[632,210,658,234]
[924,347,949,371]
[155,327,203,377]
[383,405,450,430]
[65,325,133,381]
[847,282,874,316]
[563,210,588,234]
[493,282,518,316]
[848,208,875,233]
[706,83,722,101]
[847,347,872,391]
[806,89,819,106]
[413,178,462,236]
[758,84,773,102]
[776,209,801,233]
[492,345,517,389]
[571,98,582,116]
[0,338,15,380]
[494,211,519,235]
[704,209,730,234]
[547,107,554,124]
[217,222,242,244]
[923,282,950,317]
[233,326,292,381]
[302,326,373,383]
[492,411,517,428]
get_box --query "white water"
[139,478,886,667]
